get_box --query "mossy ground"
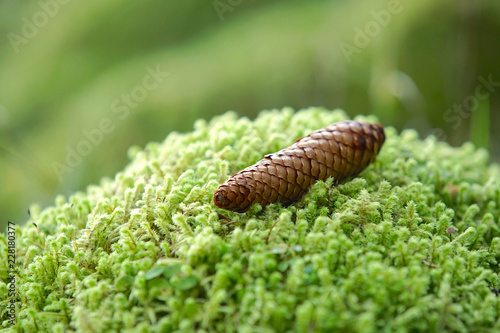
[1,107,500,332]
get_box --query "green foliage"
[1,107,499,332]
[2,0,500,228]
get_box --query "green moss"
[1,107,500,332]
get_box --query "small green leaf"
[148,278,171,294]
[116,275,134,291]
[174,275,198,290]
[163,264,182,278]
[278,261,289,272]
[146,266,165,280]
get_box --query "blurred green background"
[0,0,499,229]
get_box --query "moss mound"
[1,107,500,332]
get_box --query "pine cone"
[214,120,385,212]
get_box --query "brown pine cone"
[214,120,385,212]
